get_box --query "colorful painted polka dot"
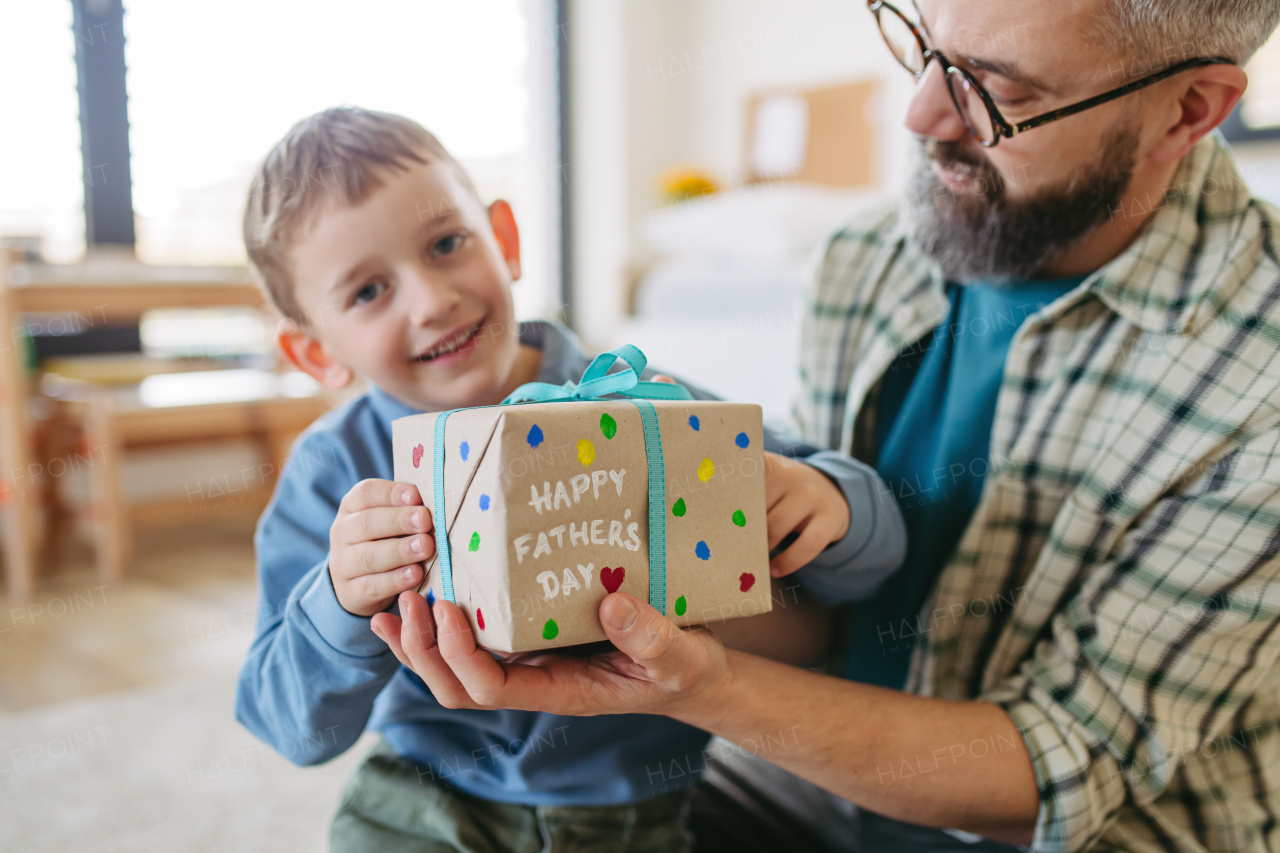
[543,619,559,640]
[600,412,617,439]
[527,425,544,447]
[479,494,490,511]
[697,458,715,482]
[735,432,750,448]
[674,596,687,616]
[688,415,700,431]
[672,497,687,517]
[469,532,480,551]
[578,439,595,465]
[695,541,710,560]
[732,509,745,527]
[460,440,470,461]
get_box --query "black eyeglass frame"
[868,0,1236,147]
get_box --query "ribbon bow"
[501,344,693,405]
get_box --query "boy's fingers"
[652,374,676,384]
[398,593,475,709]
[766,495,811,551]
[338,506,433,545]
[347,561,423,604]
[769,522,828,577]
[341,479,423,514]
[342,536,434,581]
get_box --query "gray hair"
[1101,0,1280,66]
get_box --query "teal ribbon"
[432,346,689,613]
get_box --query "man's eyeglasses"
[868,0,1235,147]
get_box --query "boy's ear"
[277,321,355,389]
[488,199,521,282]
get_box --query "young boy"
[235,107,905,852]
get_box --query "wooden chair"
[0,255,330,597]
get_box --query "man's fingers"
[370,612,413,669]
[399,593,475,709]
[340,479,423,514]
[598,593,707,688]
[433,602,514,707]
[337,505,434,545]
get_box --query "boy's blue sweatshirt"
[235,321,904,805]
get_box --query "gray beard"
[904,127,1138,283]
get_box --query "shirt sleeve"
[981,430,1280,853]
[234,426,401,766]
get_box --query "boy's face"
[284,160,524,411]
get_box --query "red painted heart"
[739,572,755,592]
[412,443,424,468]
[600,566,625,593]
[476,608,485,630]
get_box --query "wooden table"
[0,256,315,599]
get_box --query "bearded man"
[374,2,1280,851]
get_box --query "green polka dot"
[469,532,480,551]
[675,596,687,616]
[672,497,686,517]
[600,412,617,440]
[732,509,746,527]
[543,619,559,640]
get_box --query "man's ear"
[488,199,522,282]
[277,321,355,389]
[1148,64,1248,164]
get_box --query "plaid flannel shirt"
[797,134,1280,853]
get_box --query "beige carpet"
[0,660,376,852]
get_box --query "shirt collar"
[1085,132,1254,335]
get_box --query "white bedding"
[608,184,875,425]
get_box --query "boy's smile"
[283,160,539,412]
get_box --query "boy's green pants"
[330,741,694,853]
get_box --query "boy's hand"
[330,479,435,617]
[764,452,851,577]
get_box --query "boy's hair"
[243,106,477,323]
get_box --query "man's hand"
[329,479,435,617]
[369,591,732,718]
[763,452,851,577]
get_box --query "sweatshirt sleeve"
[661,368,906,604]
[234,426,401,766]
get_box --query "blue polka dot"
[527,424,544,448]
[479,494,490,511]
[735,432,750,448]
[695,541,710,560]
[688,415,700,431]
[460,440,470,461]
[426,589,436,605]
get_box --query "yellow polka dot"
[697,457,715,482]
[578,439,596,465]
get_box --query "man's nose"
[403,269,460,326]
[903,60,969,141]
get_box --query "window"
[0,2,84,263]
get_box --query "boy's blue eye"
[353,280,387,305]
[432,234,464,257]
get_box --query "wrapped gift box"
[392,398,772,652]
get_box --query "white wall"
[569,0,916,346]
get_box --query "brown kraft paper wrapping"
[391,400,772,653]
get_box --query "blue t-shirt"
[845,278,1084,688]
